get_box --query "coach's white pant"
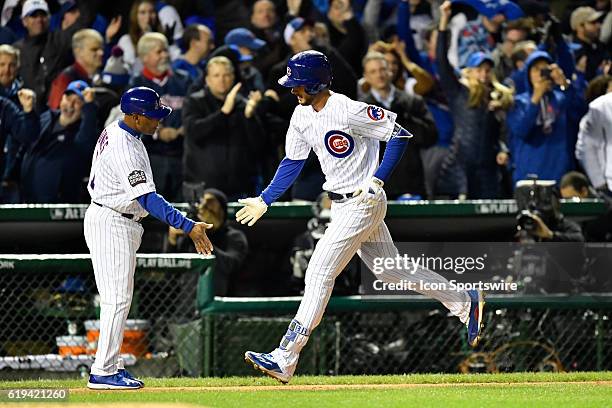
[277,193,470,375]
[84,204,143,376]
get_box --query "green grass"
[1,371,611,389]
[1,373,611,407]
[65,384,610,408]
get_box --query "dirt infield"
[70,380,612,393]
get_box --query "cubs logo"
[324,130,354,158]
[367,105,385,121]
[287,66,292,77]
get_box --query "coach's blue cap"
[224,28,266,51]
[64,80,89,100]
[464,51,494,68]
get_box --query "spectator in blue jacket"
[19,80,98,203]
[507,50,580,185]
[0,45,33,203]
[130,32,192,201]
[1,92,37,203]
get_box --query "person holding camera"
[515,179,584,243]
[560,171,612,242]
[507,51,582,185]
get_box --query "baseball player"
[84,86,214,389]
[238,51,485,383]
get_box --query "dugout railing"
[0,255,610,379]
[0,199,606,253]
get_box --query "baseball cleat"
[87,372,142,390]
[244,350,291,384]
[466,289,485,347]
[119,369,144,387]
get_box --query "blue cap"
[228,44,253,62]
[64,80,89,100]
[452,0,524,21]
[284,17,312,45]
[224,28,266,51]
[464,51,494,68]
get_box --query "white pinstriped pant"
[293,192,470,346]
[84,204,143,376]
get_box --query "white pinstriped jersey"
[285,92,397,194]
[87,121,155,217]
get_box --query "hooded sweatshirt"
[507,51,576,185]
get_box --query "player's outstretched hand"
[236,197,268,226]
[354,177,385,206]
[188,222,214,255]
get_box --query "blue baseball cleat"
[87,372,142,390]
[119,369,144,387]
[466,289,485,347]
[244,350,291,384]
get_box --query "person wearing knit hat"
[167,187,249,296]
[101,46,130,91]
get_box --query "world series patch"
[128,170,147,187]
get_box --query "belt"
[93,202,141,223]
[327,191,356,201]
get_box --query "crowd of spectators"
[0,0,611,206]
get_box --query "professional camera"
[515,177,558,238]
[182,181,206,220]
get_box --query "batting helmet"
[120,86,172,119]
[278,50,332,95]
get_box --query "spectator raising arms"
[20,81,98,203]
[1,91,38,203]
[436,1,513,199]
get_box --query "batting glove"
[236,196,268,226]
[354,177,385,206]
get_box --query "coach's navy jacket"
[20,103,98,203]
[129,69,192,157]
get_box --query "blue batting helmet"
[120,87,172,120]
[278,50,332,95]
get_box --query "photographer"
[165,188,248,296]
[515,179,584,242]
[507,51,583,185]
[560,171,612,242]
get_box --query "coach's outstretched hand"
[188,222,214,255]
[236,197,268,226]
